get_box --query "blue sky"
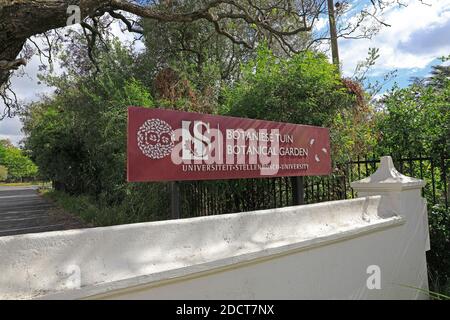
[1,0,449,145]
[337,0,450,88]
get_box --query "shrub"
[427,204,450,294]
[0,165,7,181]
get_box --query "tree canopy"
[374,60,450,158]
[0,140,38,181]
[0,0,419,118]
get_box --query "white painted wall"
[0,157,430,300]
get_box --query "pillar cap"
[350,156,426,192]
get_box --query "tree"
[0,144,38,181]
[22,39,154,193]
[426,65,450,90]
[0,0,322,88]
[0,139,14,148]
[375,67,450,158]
[1,0,419,118]
[0,165,7,181]
[22,39,173,222]
[221,46,376,162]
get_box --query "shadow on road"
[0,186,84,237]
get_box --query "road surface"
[0,186,82,237]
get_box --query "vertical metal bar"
[349,162,354,199]
[206,183,214,215]
[202,182,206,216]
[192,182,195,216]
[191,183,195,216]
[431,159,437,206]
[217,183,221,214]
[211,183,214,215]
[214,183,218,215]
[179,182,184,218]
[304,178,308,203]
[196,181,203,216]
[222,182,226,214]
[342,175,347,199]
[419,155,424,198]
[357,156,361,179]
[291,176,305,205]
[409,153,414,177]
[316,182,320,203]
[365,155,369,178]
[204,183,208,216]
[278,177,283,206]
[287,177,292,205]
[321,179,325,202]
[284,177,289,206]
[197,182,202,216]
[272,178,277,208]
[170,181,181,219]
[198,182,202,216]
[207,183,210,215]
[372,153,377,174]
[419,154,424,179]
[327,178,331,201]
[263,178,268,208]
[441,156,448,208]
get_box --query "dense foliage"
[0,165,7,181]
[222,47,376,163]
[0,140,38,182]
[22,37,373,223]
[428,205,450,294]
[373,61,450,294]
[23,41,171,224]
[374,83,449,157]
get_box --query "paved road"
[0,186,81,237]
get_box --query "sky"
[339,0,450,87]
[1,0,450,146]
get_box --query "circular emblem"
[137,118,174,159]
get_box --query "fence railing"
[345,155,449,209]
[179,155,449,218]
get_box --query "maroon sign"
[127,107,331,182]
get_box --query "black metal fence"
[179,155,449,218]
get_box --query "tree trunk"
[0,0,110,87]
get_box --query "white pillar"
[351,156,430,298]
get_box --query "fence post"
[291,176,304,205]
[170,181,181,219]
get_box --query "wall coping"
[41,214,404,300]
[1,196,402,300]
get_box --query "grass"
[0,181,51,187]
[400,284,450,300]
[41,190,138,227]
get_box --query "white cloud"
[0,116,24,146]
[0,53,55,146]
[339,0,450,76]
[313,17,329,32]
